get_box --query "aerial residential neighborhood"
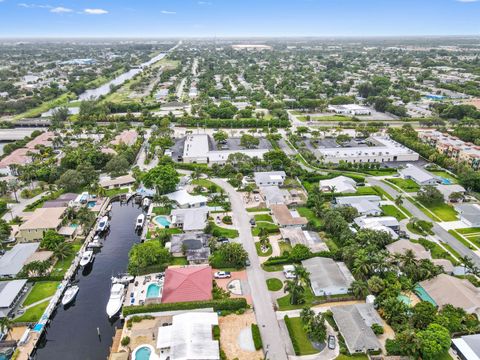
[1,2,480,360]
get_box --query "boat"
[106,283,125,318]
[88,240,103,249]
[79,250,94,267]
[96,216,109,233]
[106,204,112,213]
[61,285,79,306]
[112,275,134,284]
[135,214,145,230]
[142,197,151,209]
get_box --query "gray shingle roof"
[0,243,40,277]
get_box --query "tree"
[40,230,65,251]
[367,276,385,294]
[417,185,444,206]
[213,243,248,268]
[349,280,369,299]
[128,240,172,275]
[284,279,305,305]
[51,106,69,126]
[294,265,310,287]
[417,324,451,360]
[213,130,228,144]
[289,244,312,262]
[142,164,179,195]
[105,155,130,177]
[0,317,13,338]
[0,219,12,243]
[53,241,74,260]
[56,169,84,192]
[395,195,403,206]
[240,134,260,149]
[412,301,437,330]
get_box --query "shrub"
[213,325,221,340]
[251,324,263,350]
[222,216,232,225]
[121,336,130,346]
[371,323,384,335]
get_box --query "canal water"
[34,201,143,360]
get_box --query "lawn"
[255,241,273,257]
[430,170,458,184]
[277,286,317,310]
[297,207,323,228]
[381,205,407,220]
[210,223,239,238]
[299,115,352,122]
[279,241,292,255]
[411,239,459,265]
[170,257,188,266]
[105,187,129,197]
[335,355,369,360]
[266,278,283,291]
[191,179,221,193]
[353,186,380,196]
[23,281,60,306]
[284,316,319,356]
[247,207,269,212]
[13,92,76,120]
[386,178,420,192]
[457,228,480,235]
[152,206,171,215]
[254,214,274,222]
[50,243,82,277]
[252,222,279,236]
[449,230,479,250]
[415,199,458,222]
[14,301,49,323]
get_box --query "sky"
[0,0,479,38]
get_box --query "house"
[354,216,400,238]
[260,186,291,206]
[334,195,382,216]
[452,333,480,360]
[99,174,136,189]
[254,171,286,187]
[331,304,382,354]
[280,228,328,252]
[155,311,220,360]
[171,208,209,232]
[418,274,480,315]
[455,204,480,227]
[110,130,138,146]
[0,279,28,318]
[165,189,208,209]
[320,176,357,194]
[0,243,40,278]
[437,184,466,202]
[17,207,66,242]
[399,164,439,186]
[386,239,431,260]
[301,257,354,296]
[169,233,211,264]
[270,204,308,228]
[161,266,213,303]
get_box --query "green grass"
[430,170,458,184]
[381,205,407,220]
[105,187,129,197]
[255,242,273,257]
[411,239,459,265]
[191,179,222,193]
[13,92,76,120]
[457,228,480,235]
[266,278,283,291]
[14,301,49,323]
[386,178,420,192]
[50,243,82,277]
[284,317,319,355]
[247,207,269,212]
[23,281,60,306]
[252,222,279,236]
[449,230,479,250]
[406,222,429,236]
[415,199,458,221]
[152,206,171,215]
[277,286,316,310]
[335,355,369,360]
[279,241,292,255]
[297,207,323,228]
[254,214,274,222]
[353,186,381,196]
[210,223,239,238]
[170,257,188,266]
[299,115,352,122]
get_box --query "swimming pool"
[133,346,152,360]
[87,201,97,208]
[440,177,452,185]
[414,284,437,307]
[153,215,171,227]
[397,294,412,306]
[146,283,161,298]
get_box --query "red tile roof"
[161,266,213,303]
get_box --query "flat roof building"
[165,189,208,209]
[302,257,354,296]
[254,171,286,187]
[171,207,209,232]
[0,279,28,318]
[452,334,480,360]
[0,243,40,278]
[399,164,439,186]
[455,204,480,227]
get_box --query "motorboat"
[112,275,134,284]
[96,216,110,233]
[106,283,125,318]
[79,250,94,267]
[106,204,112,213]
[61,285,79,306]
[142,197,151,209]
[88,239,103,249]
[135,214,145,230]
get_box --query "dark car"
[217,237,230,244]
[249,218,256,226]
[328,335,336,350]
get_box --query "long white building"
[316,136,419,164]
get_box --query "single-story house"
[165,189,208,209]
[156,312,219,360]
[0,243,40,278]
[399,164,439,186]
[271,204,308,228]
[260,186,291,206]
[99,174,136,189]
[320,176,357,194]
[455,204,480,227]
[432,259,454,274]
[280,228,328,252]
[0,279,28,318]
[42,193,77,208]
[452,333,480,360]
[169,233,211,264]
[386,239,431,260]
[171,207,209,232]
[418,274,480,315]
[334,195,382,216]
[17,207,66,242]
[302,257,354,297]
[254,171,286,187]
[331,304,382,354]
[161,266,213,303]
[437,184,466,203]
[354,216,400,238]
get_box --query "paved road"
[2,190,47,221]
[368,178,480,266]
[212,178,288,360]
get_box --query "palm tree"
[352,255,372,280]
[54,242,73,260]
[294,265,311,287]
[395,195,403,206]
[0,317,13,338]
[284,279,305,305]
[349,280,369,299]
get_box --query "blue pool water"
[154,215,171,227]
[135,347,151,360]
[397,294,412,306]
[440,177,452,185]
[87,201,97,208]
[414,284,437,307]
[146,284,160,298]
[70,223,79,229]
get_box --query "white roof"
[254,171,286,185]
[171,207,209,231]
[0,243,40,277]
[320,176,357,193]
[354,216,399,228]
[183,134,210,159]
[452,334,480,360]
[399,164,437,183]
[208,149,268,163]
[335,195,381,205]
[166,190,208,207]
[0,279,27,309]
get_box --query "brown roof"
[19,207,66,230]
[25,251,54,264]
[386,239,431,260]
[99,174,135,188]
[110,130,138,146]
[0,148,34,167]
[271,204,308,226]
[26,131,54,149]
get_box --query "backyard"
[23,281,60,306]
[381,205,407,221]
[386,178,420,192]
[284,316,320,356]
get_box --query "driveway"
[212,178,289,360]
[2,190,47,221]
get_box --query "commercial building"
[320,176,357,194]
[315,136,419,164]
[254,171,286,187]
[399,164,439,186]
[302,257,354,297]
[0,243,40,278]
[334,195,382,216]
[327,104,372,116]
[17,207,66,242]
[0,279,28,318]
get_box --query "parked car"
[283,265,296,279]
[245,258,251,267]
[214,271,231,279]
[249,218,256,226]
[328,335,336,350]
[217,237,230,244]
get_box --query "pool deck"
[125,273,164,306]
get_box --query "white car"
[283,265,296,279]
[214,271,231,279]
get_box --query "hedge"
[123,298,248,316]
[263,250,334,267]
[251,323,263,350]
[284,315,300,355]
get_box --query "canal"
[34,201,143,360]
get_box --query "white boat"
[96,216,109,233]
[106,204,112,212]
[88,240,103,249]
[106,283,125,318]
[135,214,145,230]
[142,197,151,209]
[79,250,94,267]
[61,285,79,306]
[112,275,134,284]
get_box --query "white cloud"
[161,10,176,14]
[84,8,108,15]
[18,3,51,8]
[50,6,72,13]
[456,0,479,2]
